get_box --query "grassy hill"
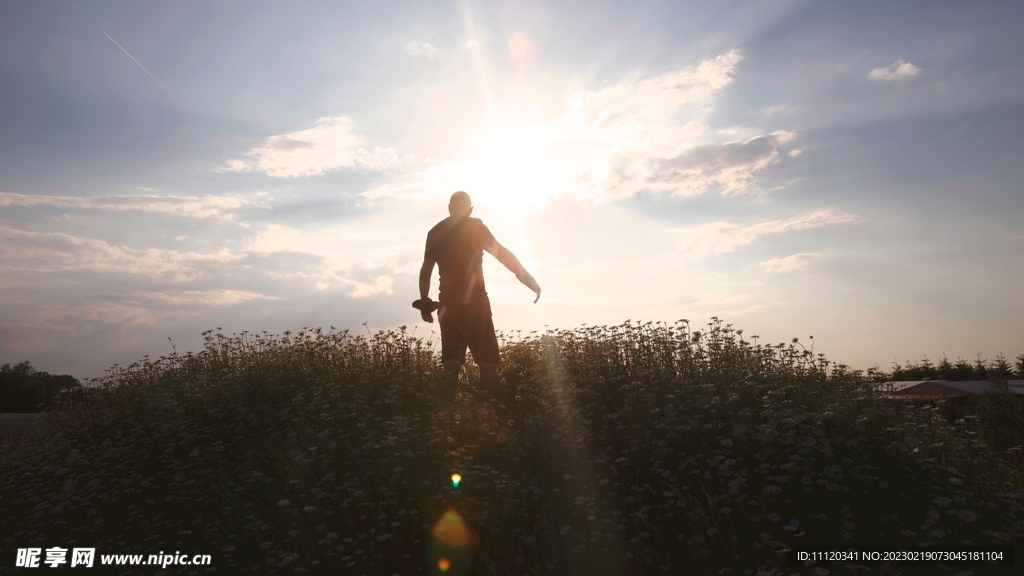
[1,320,1021,575]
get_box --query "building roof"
[876,380,1024,397]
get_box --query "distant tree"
[891,353,1022,382]
[0,361,81,413]
[937,356,953,380]
[891,357,939,380]
[991,354,1014,381]
[865,365,887,383]
[942,358,976,381]
[973,353,989,381]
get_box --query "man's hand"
[517,273,542,303]
[488,241,541,303]
[413,298,439,322]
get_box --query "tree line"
[0,362,81,413]
[888,352,1024,381]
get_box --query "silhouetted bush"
[978,383,1024,452]
[0,361,81,413]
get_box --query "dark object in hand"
[412,299,440,313]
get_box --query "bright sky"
[2,1,1022,378]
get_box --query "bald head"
[449,191,473,218]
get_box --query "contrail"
[104,31,184,108]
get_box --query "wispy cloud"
[225,116,400,178]
[760,252,819,273]
[647,131,796,196]
[869,60,921,81]
[243,223,414,297]
[0,222,408,300]
[0,300,196,342]
[136,289,276,307]
[0,226,238,281]
[0,191,257,219]
[0,288,277,358]
[406,41,442,60]
[677,210,854,255]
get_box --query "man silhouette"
[417,191,541,401]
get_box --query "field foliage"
[1,320,1022,575]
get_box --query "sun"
[455,113,566,216]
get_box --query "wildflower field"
[1,320,1022,575]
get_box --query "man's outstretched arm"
[418,258,436,322]
[485,240,541,302]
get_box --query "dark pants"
[438,295,499,365]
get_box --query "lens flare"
[428,507,476,575]
[508,31,535,67]
[451,473,462,488]
[431,508,476,546]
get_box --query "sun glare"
[459,126,552,214]
[508,31,535,67]
[443,116,553,318]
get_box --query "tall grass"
[1,320,1021,575]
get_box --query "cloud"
[0,286,277,360]
[760,252,819,273]
[1,221,410,300]
[225,116,400,178]
[761,104,795,116]
[0,220,403,297]
[570,49,741,129]
[0,300,193,338]
[869,60,921,81]
[346,274,395,298]
[242,223,411,297]
[0,226,239,282]
[406,41,441,60]
[0,217,412,342]
[136,289,276,307]
[364,49,798,207]
[0,191,257,219]
[677,210,854,255]
[647,131,796,195]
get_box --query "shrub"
[0,361,81,413]
[977,384,1024,452]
